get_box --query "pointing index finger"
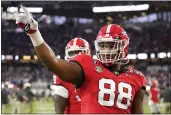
[21,5,30,16]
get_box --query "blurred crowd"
[2,21,171,56]
[2,63,53,113]
[2,63,52,85]
[2,19,171,93]
[2,60,170,89]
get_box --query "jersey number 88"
[98,78,132,109]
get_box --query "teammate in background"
[16,5,146,113]
[147,79,160,114]
[52,37,90,114]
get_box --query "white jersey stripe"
[52,85,69,98]
[106,24,112,36]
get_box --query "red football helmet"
[151,79,159,88]
[94,24,129,65]
[65,37,90,59]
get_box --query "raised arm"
[16,5,83,85]
[34,42,83,84]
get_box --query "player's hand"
[16,5,38,34]
[16,5,44,46]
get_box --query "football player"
[16,5,146,114]
[148,79,160,114]
[52,37,90,114]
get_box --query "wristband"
[28,30,44,46]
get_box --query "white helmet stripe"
[73,37,78,46]
[106,24,112,36]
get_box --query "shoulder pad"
[128,69,144,77]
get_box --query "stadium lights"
[157,52,166,59]
[34,55,38,60]
[15,55,19,60]
[6,55,13,60]
[1,52,169,62]
[1,55,5,60]
[20,7,43,13]
[92,4,149,13]
[167,52,171,58]
[150,53,155,59]
[23,55,31,60]
[127,54,137,59]
[7,7,18,13]
[137,53,148,60]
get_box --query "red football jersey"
[149,87,160,103]
[70,54,147,114]
[53,74,81,114]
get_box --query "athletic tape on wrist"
[28,30,44,46]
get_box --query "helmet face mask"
[66,48,87,59]
[95,37,128,65]
[94,24,129,65]
[65,37,90,60]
